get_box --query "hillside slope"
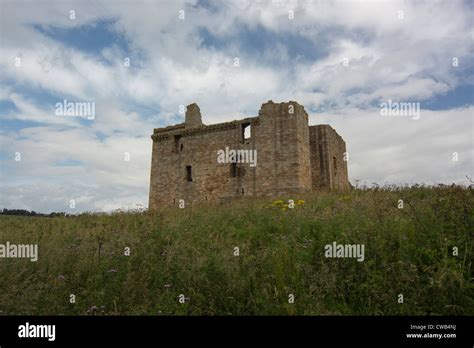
[0,186,472,315]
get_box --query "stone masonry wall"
[253,101,311,197]
[149,101,349,210]
[309,125,349,190]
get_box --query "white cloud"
[312,106,474,185]
[0,0,472,212]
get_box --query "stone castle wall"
[149,101,349,210]
[309,125,349,191]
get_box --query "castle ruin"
[149,101,349,209]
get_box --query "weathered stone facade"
[149,101,349,210]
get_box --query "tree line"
[0,209,68,217]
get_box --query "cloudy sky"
[0,0,472,213]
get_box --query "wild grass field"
[0,186,472,315]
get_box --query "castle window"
[186,165,193,182]
[333,157,337,175]
[241,123,251,142]
[180,143,184,152]
[174,135,182,154]
[230,163,237,177]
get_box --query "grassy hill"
[0,185,472,315]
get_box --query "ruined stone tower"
[149,101,349,210]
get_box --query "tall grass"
[0,186,472,315]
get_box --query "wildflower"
[107,269,118,273]
[297,200,305,205]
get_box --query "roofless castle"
[149,101,349,209]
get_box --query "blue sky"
[32,19,130,57]
[0,0,473,212]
